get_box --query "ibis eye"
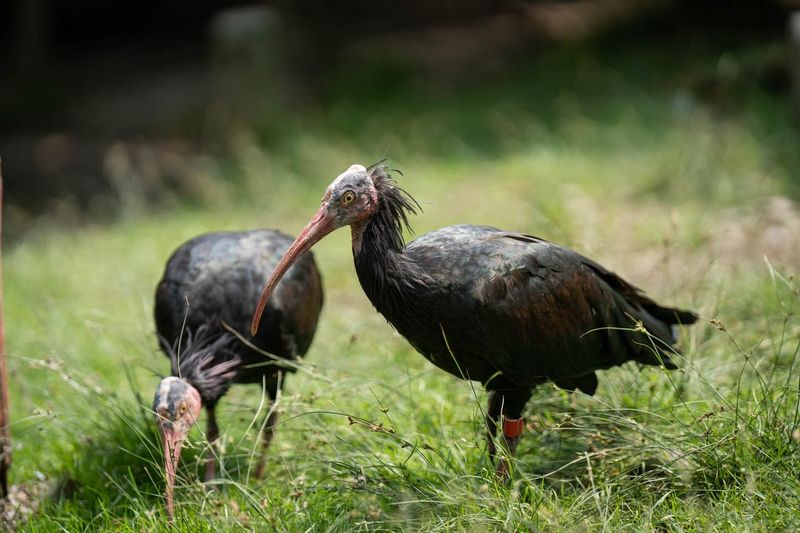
[342,191,356,204]
[179,402,187,415]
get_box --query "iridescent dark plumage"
[153,229,323,516]
[251,163,697,479]
[155,230,323,400]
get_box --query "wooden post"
[0,157,9,498]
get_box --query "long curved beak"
[160,424,184,520]
[251,205,335,335]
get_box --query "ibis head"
[153,376,202,519]
[251,164,378,334]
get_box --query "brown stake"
[0,157,9,498]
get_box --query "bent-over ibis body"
[153,230,323,517]
[251,164,697,478]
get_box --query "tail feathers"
[631,305,692,369]
[642,303,698,326]
[642,304,698,347]
[581,259,697,359]
[608,292,693,369]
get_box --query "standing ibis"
[250,164,697,478]
[153,230,323,517]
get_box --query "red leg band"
[502,417,525,439]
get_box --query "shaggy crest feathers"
[159,325,241,403]
[366,163,421,253]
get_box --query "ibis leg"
[253,408,278,479]
[204,404,220,482]
[490,388,532,481]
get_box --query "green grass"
[6,32,800,530]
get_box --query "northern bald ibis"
[251,164,696,478]
[153,230,323,517]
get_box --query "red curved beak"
[159,424,184,520]
[251,205,335,335]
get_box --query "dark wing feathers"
[399,226,695,391]
[489,230,694,375]
[155,230,323,398]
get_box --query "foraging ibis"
[153,230,323,517]
[251,164,697,478]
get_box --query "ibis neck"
[351,177,423,317]
[352,214,406,314]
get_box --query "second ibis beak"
[160,424,184,520]
[251,205,335,335]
